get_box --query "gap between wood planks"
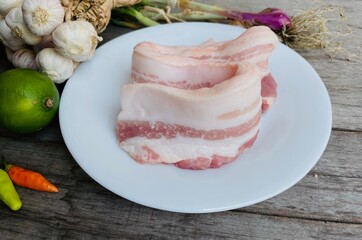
[332,128,362,133]
[233,208,362,225]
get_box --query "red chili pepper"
[4,163,59,193]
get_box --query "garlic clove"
[0,0,23,16]
[0,19,27,51]
[36,47,74,83]
[52,20,102,62]
[22,0,65,36]
[5,7,43,45]
[12,48,38,70]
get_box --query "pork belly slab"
[132,26,279,111]
[116,26,279,169]
[117,64,263,170]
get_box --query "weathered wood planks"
[0,0,361,239]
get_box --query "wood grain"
[0,0,361,239]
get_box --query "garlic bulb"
[5,7,42,45]
[52,20,102,62]
[36,48,74,83]
[0,0,23,16]
[0,18,27,51]
[22,0,65,36]
[12,48,38,69]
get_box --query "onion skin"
[224,8,292,32]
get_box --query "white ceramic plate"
[59,22,332,213]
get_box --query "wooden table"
[1,1,361,239]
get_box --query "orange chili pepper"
[4,163,59,193]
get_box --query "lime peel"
[0,69,60,134]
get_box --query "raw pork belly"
[132,26,279,111]
[132,51,239,89]
[117,64,262,169]
[116,26,278,170]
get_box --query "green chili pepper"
[0,168,22,211]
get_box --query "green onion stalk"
[112,6,160,27]
[141,7,227,22]
[111,0,352,57]
[135,0,292,32]
[111,0,292,32]
[177,0,292,32]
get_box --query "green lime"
[0,68,60,134]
